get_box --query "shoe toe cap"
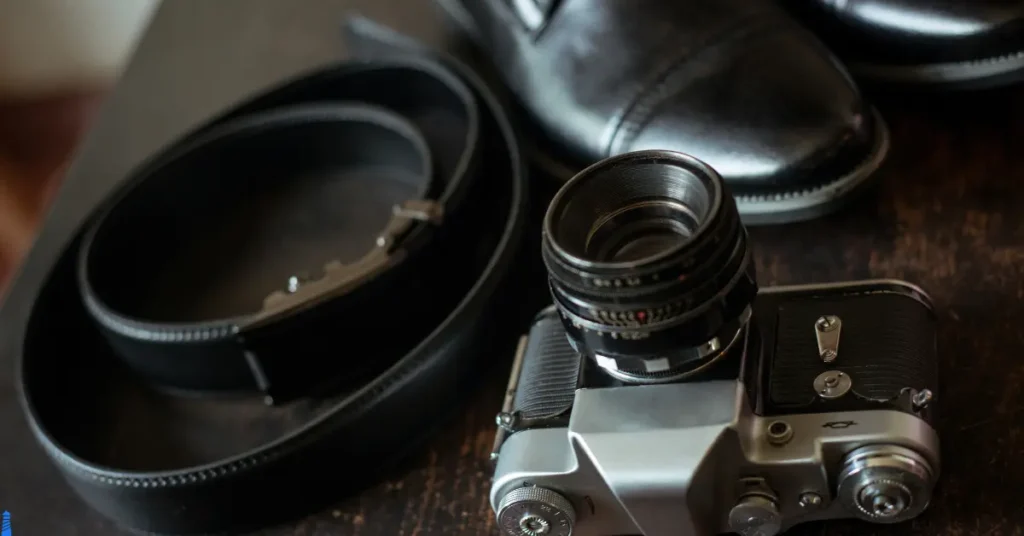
[621,29,880,196]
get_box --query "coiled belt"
[20,18,528,535]
[77,29,491,403]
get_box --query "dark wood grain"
[2,1,1024,535]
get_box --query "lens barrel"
[542,150,756,383]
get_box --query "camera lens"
[542,150,756,383]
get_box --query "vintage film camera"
[489,151,939,536]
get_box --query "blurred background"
[0,0,159,293]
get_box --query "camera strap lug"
[492,336,530,462]
[898,387,935,413]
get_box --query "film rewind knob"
[836,445,935,523]
[497,487,576,536]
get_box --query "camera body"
[490,280,939,536]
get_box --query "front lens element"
[542,150,756,382]
[586,198,700,263]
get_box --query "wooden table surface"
[1,1,1023,535]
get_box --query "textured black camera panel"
[768,292,937,412]
[512,311,582,425]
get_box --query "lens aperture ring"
[552,250,756,359]
[551,226,749,319]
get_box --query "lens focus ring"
[542,150,755,380]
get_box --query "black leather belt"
[77,51,487,402]
[21,18,529,535]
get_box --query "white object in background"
[0,0,161,96]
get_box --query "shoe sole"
[848,50,1024,91]
[733,107,890,225]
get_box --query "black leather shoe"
[435,0,889,225]
[783,0,1024,89]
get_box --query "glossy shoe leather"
[436,0,889,225]
[783,0,1024,89]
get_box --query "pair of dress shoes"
[436,0,1024,224]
